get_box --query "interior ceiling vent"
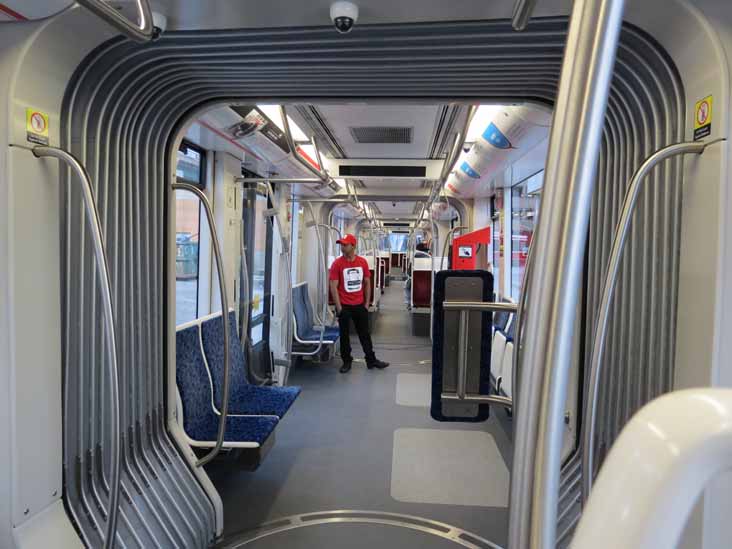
[349,126,413,144]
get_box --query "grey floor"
[210,281,513,548]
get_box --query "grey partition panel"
[57,16,682,546]
[441,278,487,419]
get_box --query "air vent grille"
[350,126,413,144]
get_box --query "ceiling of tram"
[307,104,447,159]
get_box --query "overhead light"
[465,104,505,142]
[257,104,309,141]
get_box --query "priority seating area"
[292,281,339,355]
[490,300,516,399]
[176,310,301,467]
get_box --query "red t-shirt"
[329,255,371,306]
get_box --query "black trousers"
[338,304,376,364]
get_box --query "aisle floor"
[210,280,512,548]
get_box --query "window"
[175,141,206,326]
[290,198,303,284]
[243,187,273,346]
[510,172,542,299]
[389,232,409,252]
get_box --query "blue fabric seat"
[201,311,301,418]
[292,283,339,344]
[175,324,278,446]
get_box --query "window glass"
[511,172,542,299]
[176,143,204,186]
[244,189,273,347]
[252,194,268,320]
[174,141,205,326]
[175,192,200,325]
[290,199,301,284]
[389,232,409,252]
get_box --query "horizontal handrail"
[440,308,513,410]
[172,182,231,467]
[77,0,154,42]
[33,145,121,549]
[443,301,518,313]
[581,138,721,503]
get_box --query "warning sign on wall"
[694,95,712,141]
[26,108,49,145]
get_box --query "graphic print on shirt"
[344,266,364,293]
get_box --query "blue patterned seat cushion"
[175,324,277,445]
[201,311,301,417]
[230,385,301,417]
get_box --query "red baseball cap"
[336,234,357,246]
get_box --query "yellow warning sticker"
[26,108,49,145]
[694,95,712,141]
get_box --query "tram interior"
[4,1,732,549]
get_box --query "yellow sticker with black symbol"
[26,108,49,145]
[694,95,712,141]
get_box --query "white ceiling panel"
[313,103,443,159]
[373,201,418,215]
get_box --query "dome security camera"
[330,1,358,34]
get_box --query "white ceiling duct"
[445,104,551,197]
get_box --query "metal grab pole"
[581,139,719,503]
[440,225,468,271]
[512,0,539,31]
[263,189,295,380]
[508,1,626,548]
[77,0,155,42]
[303,202,327,352]
[33,146,121,549]
[172,182,231,467]
[511,233,536,410]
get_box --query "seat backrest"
[176,324,216,437]
[491,331,507,382]
[505,312,516,341]
[201,310,249,411]
[292,283,313,339]
[502,342,514,397]
[301,282,316,328]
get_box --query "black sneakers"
[366,359,390,370]
[339,361,352,373]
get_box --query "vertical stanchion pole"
[508,1,626,548]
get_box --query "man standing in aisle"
[329,234,389,374]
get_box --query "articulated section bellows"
[59,15,682,548]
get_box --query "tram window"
[243,189,273,346]
[176,141,205,187]
[174,141,206,325]
[389,232,409,252]
[510,172,542,299]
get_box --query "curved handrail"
[297,202,326,356]
[172,182,231,467]
[77,0,154,42]
[581,139,718,502]
[262,184,294,378]
[440,225,468,271]
[33,146,121,549]
[572,389,732,549]
[510,234,534,409]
